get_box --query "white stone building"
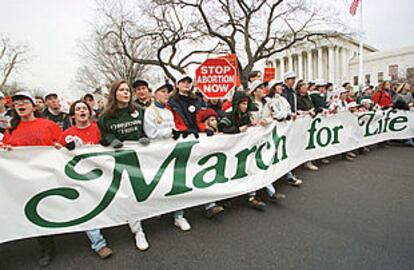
[268,35,414,87]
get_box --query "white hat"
[347,101,359,108]
[363,85,373,92]
[283,71,296,80]
[176,74,193,84]
[153,82,174,93]
[44,91,59,100]
[338,87,349,94]
[314,79,327,87]
[248,80,267,94]
[0,91,4,99]
[267,79,284,90]
[12,91,36,105]
[360,98,373,104]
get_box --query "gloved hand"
[172,129,181,140]
[110,139,123,149]
[65,141,76,151]
[138,137,150,146]
[206,129,214,137]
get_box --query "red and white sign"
[195,58,236,99]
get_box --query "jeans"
[129,220,143,234]
[174,210,184,219]
[86,229,107,252]
[285,171,294,180]
[248,184,276,197]
[205,202,218,210]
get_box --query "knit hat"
[201,108,218,122]
[12,91,36,105]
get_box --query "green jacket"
[218,91,257,134]
[98,107,145,145]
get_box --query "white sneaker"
[305,161,319,171]
[135,231,149,251]
[174,217,191,231]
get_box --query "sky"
[0,0,413,98]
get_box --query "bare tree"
[91,0,225,83]
[0,34,29,95]
[89,0,347,86]
[75,23,152,91]
[161,0,348,85]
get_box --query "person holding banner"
[373,81,393,109]
[2,91,63,267]
[144,81,194,226]
[97,80,151,251]
[168,74,205,138]
[281,71,298,115]
[266,80,303,185]
[295,81,319,171]
[248,80,287,205]
[59,100,113,259]
[218,91,269,209]
[0,91,13,143]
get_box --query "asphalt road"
[1,145,413,270]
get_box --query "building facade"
[268,35,414,87]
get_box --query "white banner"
[0,109,413,244]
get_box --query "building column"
[307,50,313,81]
[298,52,303,79]
[317,47,323,79]
[328,46,335,82]
[334,47,341,85]
[341,48,350,84]
[288,54,293,72]
[280,57,285,76]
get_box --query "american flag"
[349,0,360,16]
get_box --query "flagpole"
[358,0,363,92]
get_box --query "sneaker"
[304,161,319,171]
[206,205,224,218]
[344,154,354,161]
[362,147,370,153]
[268,192,286,202]
[320,158,330,164]
[135,231,149,251]
[347,152,357,158]
[97,246,113,259]
[174,217,191,231]
[248,197,266,210]
[286,176,302,187]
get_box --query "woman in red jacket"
[2,91,62,267]
[372,81,393,108]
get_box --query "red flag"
[349,0,360,16]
